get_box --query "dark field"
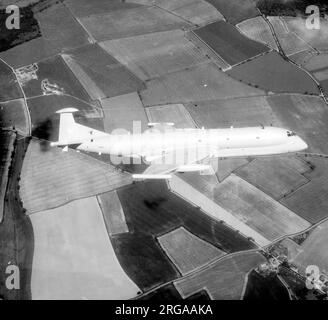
[0,99,29,135]
[64,44,145,99]
[114,181,255,291]
[206,0,259,24]
[243,270,290,300]
[0,2,89,68]
[227,52,320,94]
[0,61,22,102]
[194,21,269,66]
[111,233,180,292]
[0,136,34,300]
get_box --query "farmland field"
[100,30,207,81]
[30,196,140,299]
[185,31,231,71]
[140,62,265,106]
[0,99,29,135]
[63,44,145,100]
[267,17,313,56]
[101,92,148,133]
[291,220,328,275]
[176,171,219,199]
[205,0,259,24]
[21,55,91,101]
[237,17,278,51]
[227,52,320,94]
[79,6,191,41]
[0,61,22,102]
[185,96,280,129]
[158,227,225,275]
[243,271,290,300]
[194,21,269,66]
[213,175,311,241]
[165,0,224,26]
[146,104,196,128]
[0,2,90,68]
[281,157,328,223]
[20,139,132,214]
[65,0,141,17]
[235,157,309,200]
[97,191,129,235]
[304,54,328,82]
[289,50,317,66]
[117,180,256,252]
[113,178,254,291]
[169,174,270,246]
[174,252,266,299]
[216,158,250,181]
[284,17,328,52]
[267,94,328,154]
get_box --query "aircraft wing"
[132,146,213,179]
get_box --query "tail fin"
[50,108,106,148]
[56,108,79,144]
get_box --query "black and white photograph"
[0,0,328,306]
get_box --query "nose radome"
[297,137,308,151]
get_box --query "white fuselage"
[76,126,308,159]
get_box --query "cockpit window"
[287,131,296,137]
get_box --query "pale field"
[30,196,140,299]
[97,190,129,235]
[140,62,265,106]
[145,104,196,128]
[185,96,280,129]
[268,17,314,56]
[284,17,328,52]
[235,157,310,200]
[158,227,225,275]
[292,220,328,275]
[174,252,266,299]
[213,175,311,241]
[101,92,148,133]
[20,139,132,214]
[237,16,278,51]
[168,174,271,246]
[99,29,207,81]
[79,6,191,41]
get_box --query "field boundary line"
[0,57,32,135]
[187,30,231,70]
[62,1,97,44]
[133,248,263,299]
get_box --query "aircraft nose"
[296,136,308,151]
